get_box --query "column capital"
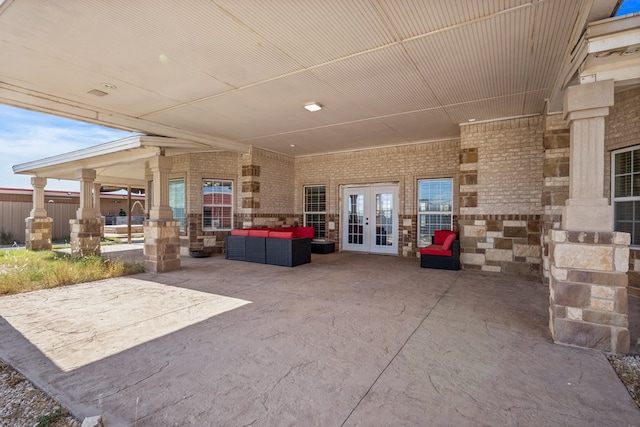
[31,177,47,188]
[76,169,96,220]
[148,155,173,172]
[29,176,48,218]
[563,80,614,121]
[76,168,97,180]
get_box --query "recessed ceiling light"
[290,144,296,147]
[87,89,108,97]
[304,102,322,112]
[468,118,476,122]
[102,83,117,89]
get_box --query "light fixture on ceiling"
[102,83,117,89]
[304,102,322,112]
[290,144,296,147]
[87,89,108,97]
[468,118,476,122]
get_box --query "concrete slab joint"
[548,229,631,353]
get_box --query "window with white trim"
[613,147,640,247]
[169,179,185,232]
[202,179,233,230]
[304,185,326,239]
[417,178,453,247]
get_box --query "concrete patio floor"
[1,249,640,426]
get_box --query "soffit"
[12,136,209,187]
[0,0,619,158]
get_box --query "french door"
[342,184,398,255]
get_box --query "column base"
[144,220,181,272]
[70,218,102,257]
[548,229,630,353]
[562,201,612,231]
[25,217,53,251]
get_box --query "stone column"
[144,155,180,272]
[25,177,53,250]
[562,80,614,231]
[70,169,101,257]
[549,80,630,353]
[93,182,104,237]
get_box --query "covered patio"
[3,0,640,358]
[0,251,639,425]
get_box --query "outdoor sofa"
[225,226,314,267]
[419,230,460,270]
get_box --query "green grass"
[0,249,145,295]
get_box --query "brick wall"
[458,116,545,275]
[170,151,241,255]
[541,114,570,282]
[604,87,640,295]
[241,147,296,227]
[294,140,460,256]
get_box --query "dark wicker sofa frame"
[225,228,312,267]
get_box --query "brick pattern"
[458,214,541,275]
[69,218,101,257]
[459,148,478,208]
[541,118,570,283]
[294,140,460,256]
[170,152,239,254]
[248,148,295,216]
[460,116,544,215]
[234,213,299,229]
[242,163,261,210]
[25,217,52,251]
[457,117,544,274]
[401,215,417,258]
[185,213,226,255]
[604,87,640,295]
[548,230,630,353]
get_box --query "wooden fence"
[0,201,79,244]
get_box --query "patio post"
[93,182,104,237]
[70,168,101,257]
[25,177,53,250]
[548,80,630,353]
[144,155,180,272]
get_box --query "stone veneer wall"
[603,87,640,296]
[541,114,570,283]
[294,140,460,256]
[459,116,545,275]
[548,230,630,353]
[458,215,541,274]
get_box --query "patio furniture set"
[225,226,459,270]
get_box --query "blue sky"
[617,0,640,15]
[0,0,638,192]
[0,105,134,191]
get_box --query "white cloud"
[0,105,135,190]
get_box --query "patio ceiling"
[0,0,620,157]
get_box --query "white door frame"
[342,184,398,255]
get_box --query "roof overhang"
[13,135,210,188]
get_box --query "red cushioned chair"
[419,230,460,270]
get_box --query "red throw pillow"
[442,233,456,251]
[268,231,294,239]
